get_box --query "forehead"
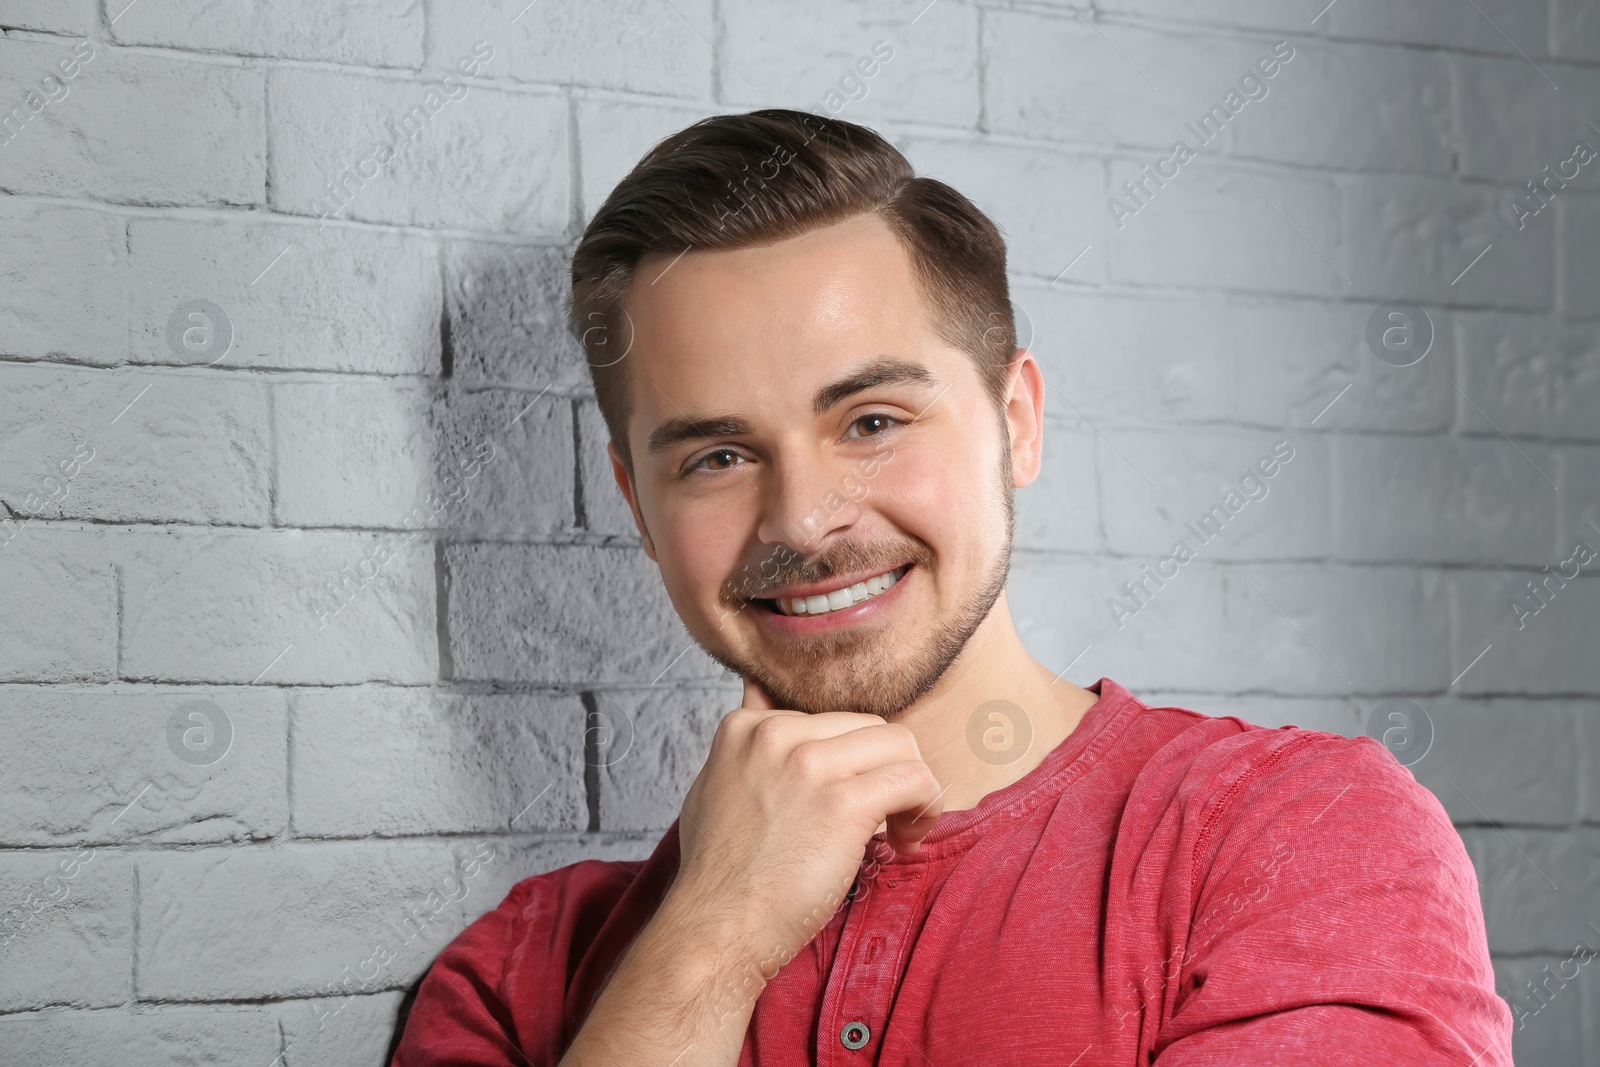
[619,213,955,437]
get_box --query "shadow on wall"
[362,241,723,1059]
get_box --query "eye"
[848,413,900,439]
[687,447,746,475]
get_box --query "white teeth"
[774,566,906,617]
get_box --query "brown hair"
[567,108,1016,469]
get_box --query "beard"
[697,432,1016,720]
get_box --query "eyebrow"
[643,357,940,457]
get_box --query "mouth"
[754,564,910,617]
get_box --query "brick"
[432,0,711,98]
[111,0,424,67]
[1021,287,1235,427]
[576,97,716,222]
[901,135,1106,285]
[0,1006,279,1062]
[721,0,977,129]
[1014,423,1097,554]
[1231,299,1456,433]
[1143,690,1364,736]
[595,684,737,831]
[280,990,407,1067]
[1407,698,1577,827]
[1492,954,1585,1066]
[985,13,1263,151]
[1453,55,1600,191]
[1552,0,1600,63]
[1223,564,1451,694]
[1007,555,1229,693]
[127,215,441,374]
[1557,446,1600,542]
[0,201,128,364]
[1094,0,1315,33]
[136,841,473,1000]
[1559,195,1600,318]
[267,67,567,233]
[1456,312,1600,441]
[1326,0,1547,56]
[1108,161,1344,297]
[0,686,286,846]
[433,387,575,536]
[1462,828,1599,954]
[447,543,722,685]
[0,40,265,205]
[1582,701,1600,823]
[292,687,586,836]
[273,381,573,535]
[578,399,637,538]
[0,0,93,34]
[0,528,116,682]
[0,851,131,1011]
[1452,569,1600,696]
[0,364,271,525]
[119,528,438,685]
[446,241,587,391]
[1334,435,1557,565]
[461,835,656,920]
[1231,41,1452,176]
[1100,429,1330,561]
[1341,173,1554,311]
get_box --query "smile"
[761,564,909,617]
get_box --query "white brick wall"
[0,0,1595,1062]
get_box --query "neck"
[889,591,1102,814]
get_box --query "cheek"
[652,487,753,604]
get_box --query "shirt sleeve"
[390,881,531,1067]
[1150,730,1514,1066]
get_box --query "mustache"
[723,538,931,602]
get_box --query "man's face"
[610,212,1035,718]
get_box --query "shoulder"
[1115,702,1467,891]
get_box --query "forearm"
[558,890,764,1067]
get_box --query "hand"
[665,676,945,975]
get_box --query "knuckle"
[786,740,827,780]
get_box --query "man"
[392,109,1511,1065]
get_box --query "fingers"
[845,759,946,855]
[786,722,924,779]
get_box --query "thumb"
[741,674,777,710]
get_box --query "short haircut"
[567,108,1016,470]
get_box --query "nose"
[755,449,861,555]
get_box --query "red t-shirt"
[391,678,1512,1065]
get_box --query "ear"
[1002,348,1045,489]
[608,440,658,560]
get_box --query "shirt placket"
[817,860,925,1066]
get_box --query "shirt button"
[840,1021,870,1050]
